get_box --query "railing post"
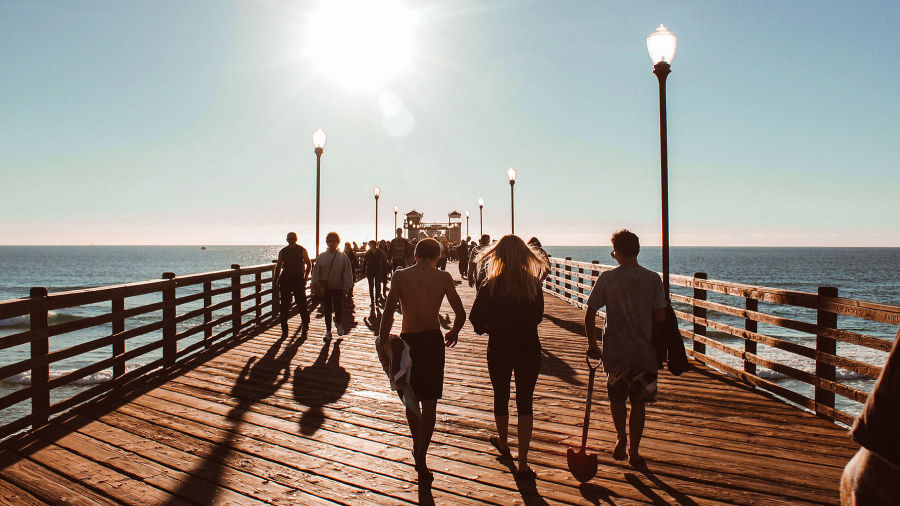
[744,297,758,375]
[578,264,585,305]
[564,257,572,303]
[162,272,176,365]
[816,286,838,417]
[203,280,212,348]
[255,271,262,325]
[231,264,241,336]
[30,287,49,427]
[693,272,707,355]
[112,297,125,378]
[271,260,279,321]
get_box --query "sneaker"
[324,330,332,342]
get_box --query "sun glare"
[306,0,417,91]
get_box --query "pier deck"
[0,265,856,504]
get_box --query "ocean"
[0,246,897,427]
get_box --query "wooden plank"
[0,448,119,505]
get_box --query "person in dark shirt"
[390,228,409,272]
[841,328,900,504]
[362,240,387,314]
[273,232,311,336]
[469,234,549,480]
[457,238,470,278]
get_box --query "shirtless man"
[378,238,466,484]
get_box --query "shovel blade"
[566,447,598,483]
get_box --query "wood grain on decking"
[0,263,856,504]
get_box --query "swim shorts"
[400,329,446,400]
[607,370,658,403]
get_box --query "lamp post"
[393,205,399,233]
[465,211,469,240]
[647,24,677,295]
[373,186,381,242]
[507,166,517,234]
[312,128,327,256]
[478,198,484,237]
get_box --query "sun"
[306,0,417,91]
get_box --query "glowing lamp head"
[373,185,381,198]
[478,198,484,207]
[465,211,469,217]
[507,166,518,183]
[393,205,399,213]
[312,128,327,150]
[647,24,677,65]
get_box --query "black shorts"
[607,370,658,403]
[400,329,445,400]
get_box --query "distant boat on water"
[200,246,207,250]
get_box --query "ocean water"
[0,246,897,427]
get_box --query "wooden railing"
[543,256,900,426]
[0,262,287,441]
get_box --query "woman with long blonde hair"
[469,234,549,480]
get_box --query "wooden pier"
[0,264,863,504]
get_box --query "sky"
[1,1,898,247]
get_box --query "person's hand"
[444,329,459,348]
[587,342,601,359]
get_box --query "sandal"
[489,435,512,458]
[516,466,537,480]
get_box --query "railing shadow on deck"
[0,312,283,468]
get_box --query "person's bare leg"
[628,401,646,461]
[610,397,628,460]
[494,414,509,449]
[406,406,420,451]
[417,400,438,472]
[517,414,533,470]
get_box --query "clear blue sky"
[1,1,897,246]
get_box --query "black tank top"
[279,244,307,279]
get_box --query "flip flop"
[489,435,512,458]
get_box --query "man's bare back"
[379,260,465,343]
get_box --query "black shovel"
[567,355,601,482]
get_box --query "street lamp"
[393,205,399,233]
[312,128,327,256]
[478,198,484,237]
[373,186,382,241]
[647,24,677,295]
[507,166,517,234]
[465,211,469,240]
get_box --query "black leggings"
[321,289,343,331]
[487,347,541,416]
[367,274,381,305]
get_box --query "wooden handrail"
[543,256,898,425]
[0,256,369,441]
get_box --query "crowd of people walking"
[274,227,670,489]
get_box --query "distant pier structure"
[404,210,462,242]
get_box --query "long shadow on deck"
[293,338,350,435]
[166,328,304,504]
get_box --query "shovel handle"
[579,357,600,451]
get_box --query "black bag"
[651,302,691,376]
